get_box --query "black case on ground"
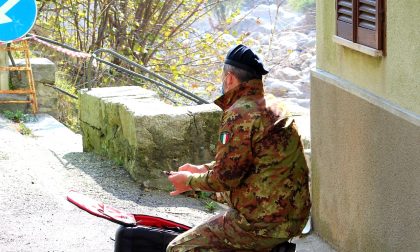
[67,190,296,252]
[66,191,190,252]
[114,225,184,252]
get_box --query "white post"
[0,47,9,90]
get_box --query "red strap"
[134,214,191,231]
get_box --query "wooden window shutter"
[356,0,384,50]
[336,0,354,41]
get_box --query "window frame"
[335,0,385,54]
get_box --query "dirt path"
[0,114,216,252]
[0,114,335,252]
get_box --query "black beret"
[224,44,269,76]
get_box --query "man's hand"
[178,163,208,174]
[168,171,192,196]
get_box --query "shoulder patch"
[219,131,231,145]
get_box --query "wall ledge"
[79,86,222,190]
[332,35,383,57]
[311,69,420,127]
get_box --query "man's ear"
[226,73,236,89]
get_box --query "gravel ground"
[0,114,217,252]
[0,114,335,252]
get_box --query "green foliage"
[55,71,80,133]
[197,191,217,213]
[35,0,248,102]
[56,71,77,95]
[2,110,29,123]
[302,137,311,149]
[115,158,124,167]
[288,0,315,11]
[198,191,213,199]
[210,0,243,25]
[1,111,32,135]
[8,80,15,90]
[204,200,217,213]
[18,123,32,136]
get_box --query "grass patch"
[18,122,32,136]
[204,200,217,213]
[198,191,218,213]
[1,110,33,136]
[2,110,29,123]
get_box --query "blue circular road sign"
[0,0,37,43]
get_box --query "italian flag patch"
[219,131,231,144]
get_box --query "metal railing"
[87,49,209,105]
[27,34,209,105]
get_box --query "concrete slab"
[24,113,82,154]
[295,234,336,252]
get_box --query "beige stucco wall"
[313,1,420,251]
[311,70,420,252]
[316,0,420,114]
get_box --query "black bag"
[114,225,183,252]
[271,241,296,252]
[114,214,191,252]
[67,191,295,252]
[66,191,191,252]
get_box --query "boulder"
[36,83,59,117]
[233,16,272,34]
[79,86,222,190]
[272,67,302,81]
[11,58,56,85]
[302,37,316,49]
[264,78,302,98]
[244,4,303,31]
[300,52,314,62]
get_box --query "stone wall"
[0,58,58,116]
[79,86,222,190]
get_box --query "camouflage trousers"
[166,208,287,252]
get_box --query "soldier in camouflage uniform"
[167,45,311,252]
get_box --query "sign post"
[0,45,7,90]
[0,0,37,112]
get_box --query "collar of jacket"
[214,79,264,111]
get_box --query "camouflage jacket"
[187,79,311,239]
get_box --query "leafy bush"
[35,0,248,103]
[2,110,29,123]
[1,110,32,135]
[288,0,315,11]
[55,72,80,133]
